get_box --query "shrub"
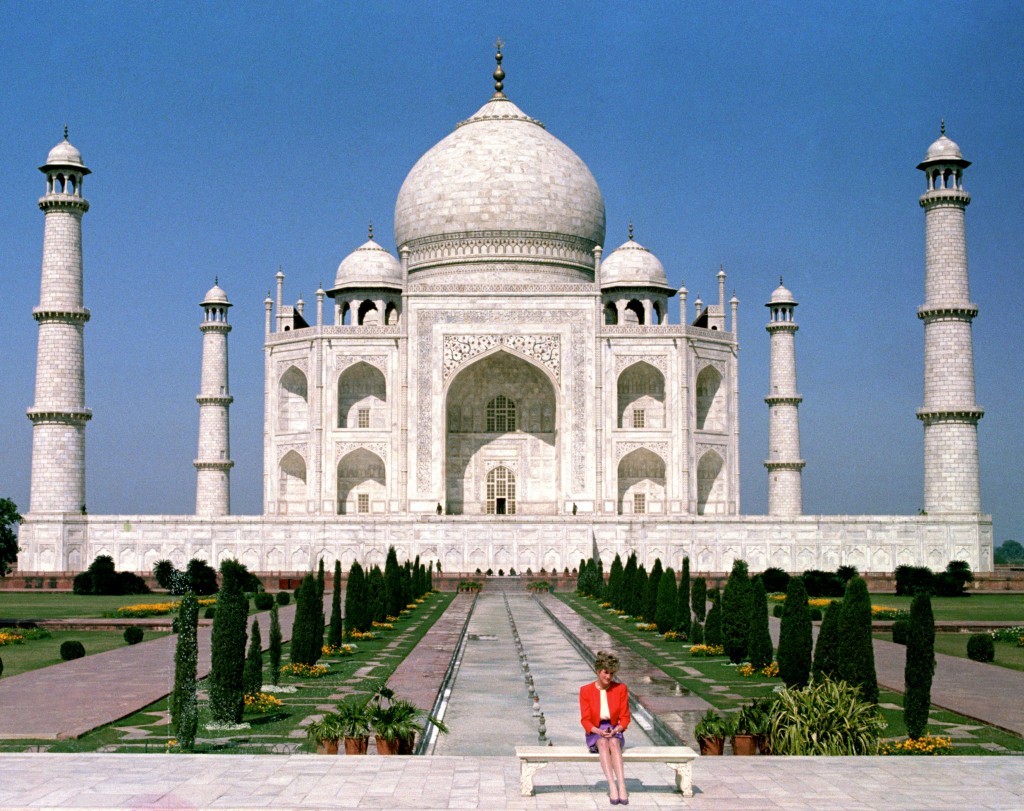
[704,589,723,646]
[677,557,691,636]
[891,619,909,645]
[766,677,885,755]
[153,559,176,590]
[809,608,823,622]
[253,592,274,611]
[123,626,144,645]
[242,618,263,698]
[209,560,249,724]
[773,604,784,618]
[812,599,842,682]
[967,633,995,662]
[329,560,343,648]
[73,555,150,596]
[291,573,323,666]
[895,565,934,597]
[185,558,219,595]
[60,640,86,660]
[275,591,290,606]
[722,559,752,664]
[747,578,773,669]
[904,592,935,739]
[644,559,664,624]
[836,565,859,583]
[268,604,283,686]
[0,655,3,678]
[655,566,678,634]
[689,621,704,644]
[801,569,844,598]
[838,577,878,704]
[935,561,973,597]
[204,606,216,619]
[345,561,368,633]
[761,566,790,593]
[777,576,812,688]
[171,593,199,750]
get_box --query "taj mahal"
[16,50,993,575]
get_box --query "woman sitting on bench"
[580,650,631,805]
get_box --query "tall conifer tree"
[644,559,664,622]
[345,561,368,632]
[268,604,283,685]
[242,618,263,696]
[778,576,812,687]
[171,592,199,749]
[691,576,707,624]
[677,557,691,635]
[904,592,936,739]
[607,554,624,608]
[812,599,841,681]
[722,559,752,663]
[329,560,343,647]
[747,577,773,668]
[838,577,878,704]
[209,560,249,723]
[655,566,678,633]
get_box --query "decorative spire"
[940,119,946,136]
[780,275,784,286]
[628,221,634,241]
[493,38,505,95]
[63,123,69,140]
[368,221,374,241]
[214,275,219,286]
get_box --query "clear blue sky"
[1,2,1021,544]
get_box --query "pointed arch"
[624,299,645,325]
[337,448,386,514]
[604,302,618,325]
[695,364,725,431]
[338,362,387,429]
[617,447,666,514]
[617,361,665,428]
[696,450,725,515]
[486,465,516,515]
[279,366,309,433]
[279,449,307,513]
[357,300,380,325]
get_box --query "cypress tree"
[677,557,691,635]
[290,573,322,666]
[633,566,648,619]
[704,589,723,645]
[171,592,199,749]
[315,558,326,648]
[778,576,812,688]
[621,553,638,613]
[242,618,263,696]
[607,554,624,608]
[722,559,752,664]
[368,566,386,622]
[655,566,678,634]
[691,576,707,624]
[268,604,283,685]
[644,559,664,623]
[747,577,773,668]
[838,577,878,704]
[345,561,368,633]
[812,599,841,681]
[904,592,935,739]
[328,560,343,647]
[385,546,402,617]
[209,561,249,723]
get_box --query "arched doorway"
[337,448,386,514]
[444,350,557,515]
[486,465,516,515]
[617,447,666,514]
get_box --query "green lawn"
[0,593,178,620]
[0,591,454,753]
[0,629,168,677]
[876,631,1024,674]
[869,593,1024,622]
[562,593,1023,755]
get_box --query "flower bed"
[768,595,836,609]
[662,630,687,641]
[347,630,376,641]
[635,622,658,632]
[738,661,779,677]
[244,692,285,713]
[880,735,954,755]
[281,663,330,679]
[0,627,53,645]
[689,644,725,657]
[990,626,1024,643]
[0,631,25,646]
[322,643,355,656]
[371,621,394,630]
[114,598,216,618]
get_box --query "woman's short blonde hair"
[594,650,620,674]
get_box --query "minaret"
[764,280,804,515]
[916,123,983,513]
[194,280,234,516]
[27,129,92,514]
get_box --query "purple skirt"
[585,720,625,753]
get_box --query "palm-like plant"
[766,677,886,755]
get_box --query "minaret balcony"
[916,407,984,425]
[38,195,89,213]
[32,307,90,324]
[764,394,803,406]
[195,394,233,406]
[26,407,92,425]
[916,303,978,322]
[919,188,970,209]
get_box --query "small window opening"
[357,493,370,514]
[358,408,370,429]
[632,409,646,429]
[633,493,646,514]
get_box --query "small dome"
[768,282,796,305]
[42,136,89,172]
[202,282,230,306]
[917,126,970,170]
[600,238,672,290]
[332,239,403,291]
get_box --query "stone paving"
[0,752,1021,809]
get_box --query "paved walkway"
[0,752,1020,809]
[0,600,302,740]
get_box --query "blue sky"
[1,2,1021,544]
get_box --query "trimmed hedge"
[967,633,995,663]
[891,619,909,645]
[275,591,291,606]
[123,626,144,645]
[253,592,275,611]
[60,640,85,660]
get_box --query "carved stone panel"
[443,334,560,382]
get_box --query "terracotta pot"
[397,734,416,755]
[731,734,758,755]
[375,736,400,755]
[757,734,773,755]
[698,736,724,756]
[316,738,339,755]
[344,736,368,755]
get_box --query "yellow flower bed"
[880,735,953,755]
[115,597,217,618]
[635,622,658,632]
[689,644,725,657]
[0,631,25,646]
[371,621,394,630]
[322,643,355,656]
[600,601,613,608]
[281,663,330,679]
[768,595,835,608]
[387,615,401,622]
[738,661,779,678]
[1018,636,1024,648]
[347,630,376,641]
[244,692,285,713]
[662,630,686,641]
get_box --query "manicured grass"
[561,592,1023,755]
[877,631,1024,673]
[0,591,455,753]
[0,629,168,677]
[0,593,176,620]
[868,593,1024,622]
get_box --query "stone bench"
[515,745,698,797]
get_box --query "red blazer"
[579,680,631,733]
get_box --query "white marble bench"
[515,745,698,797]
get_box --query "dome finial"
[215,275,219,286]
[368,221,374,241]
[779,275,784,286]
[628,221,634,241]
[493,37,505,95]
[63,124,69,140]
[940,119,946,136]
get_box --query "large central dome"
[394,91,606,283]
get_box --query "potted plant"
[744,697,774,754]
[306,711,344,755]
[336,697,372,755]
[731,704,759,756]
[693,708,728,756]
[369,684,448,755]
